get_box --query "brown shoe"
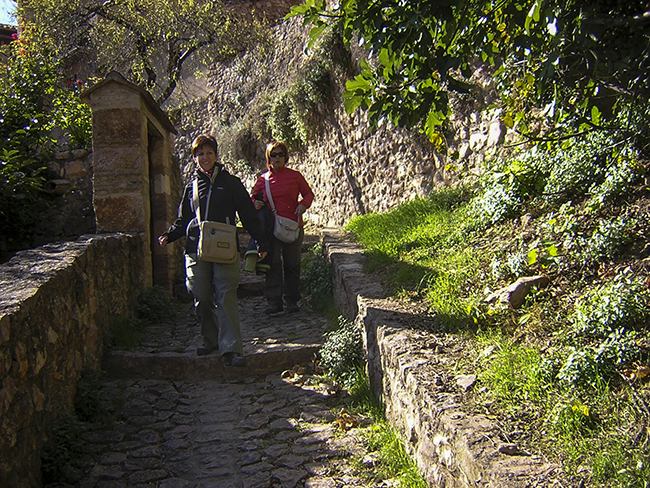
[265,304,283,315]
[223,352,247,367]
[197,345,217,356]
[286,303,300,313]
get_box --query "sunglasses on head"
[270,152,285,158]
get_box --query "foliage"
[220,152,255,179]
[554,272,649,387]
[19,0,271,105]
[361,422,428,487]
[106,315,145,350]
[571,272,649,337]
[343,122,649,485]
[303,241,334,312]
[266,25,349,148]
[41,413,86,484]
[319,316,366,387]
[73,367,114,423]
[106,287,178,349]
[135,285,179,323]
[556,328,640,387]
[291,0,650,151]
[0,22,91,252]
[468,131,642,226]
[52,83,93,149]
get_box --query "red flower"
[20,49,26,55]
[11,33,18,40]
[76,79,83,85]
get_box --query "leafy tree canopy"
[19,0,269,105]
[0,22,91,253]
[290,0,650,152]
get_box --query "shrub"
[319,316,365,386]
[74,367,114,423]
[557,328,640,387]
[265,25,346,149]
[135,285,179,323]
[106,315,144,350]
[581,216,634,263]
[303,242,333,312]
[41,413,86,484]
[570,274,649,337]
[0,23,92,252]
[468,132,641,225]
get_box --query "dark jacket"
[164,165,269,255]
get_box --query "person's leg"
[265,236,284,313]
[283,228,304,311]
[185,254,219,352]
[211,261,243,355]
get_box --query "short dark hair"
[265,141,289,169]
[191,134,218,157]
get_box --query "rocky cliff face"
[172,17,504,227]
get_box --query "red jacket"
[252,166,314,226]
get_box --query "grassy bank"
[342,135,650,487]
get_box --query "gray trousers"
[185,254,242,355]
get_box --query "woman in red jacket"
[251,142,314,314]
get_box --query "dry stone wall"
[34,149,96,249]
[0,233,148,488]
[173,17,504,228]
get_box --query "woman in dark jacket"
[159,135,268,367]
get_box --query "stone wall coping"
[81,71,177,135]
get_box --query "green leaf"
[525,0,542,33]
[307,23,328,50]
[346,75,372,94]
[590,105,601,126]
[378,48,392,68]
[343,94,363,114]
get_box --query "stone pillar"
[81,72,180,292]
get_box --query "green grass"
[361,422,428,488]
[343,368,428,487]
[346,189,490,326]
[472,332,650,486]
[342,181,650,488]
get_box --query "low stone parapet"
[0,233,148,488]
[323,230,559,487]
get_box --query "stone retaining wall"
[35,149,96,248]
[174,17,505,230]
[0,233,148,488]
[323,230,558,487]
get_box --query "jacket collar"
[197,163,224,182]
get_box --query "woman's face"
[269,148,286,171]
[194,144,217,172]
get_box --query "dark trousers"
[266,227,304,306]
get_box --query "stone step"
[102,295,329,381]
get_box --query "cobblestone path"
[45,272,384,488]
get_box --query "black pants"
[266,228,304,306]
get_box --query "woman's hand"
[254,200,265,210]
[258,252,267,260]
[295,204,307,216]
[158,235,168,246]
